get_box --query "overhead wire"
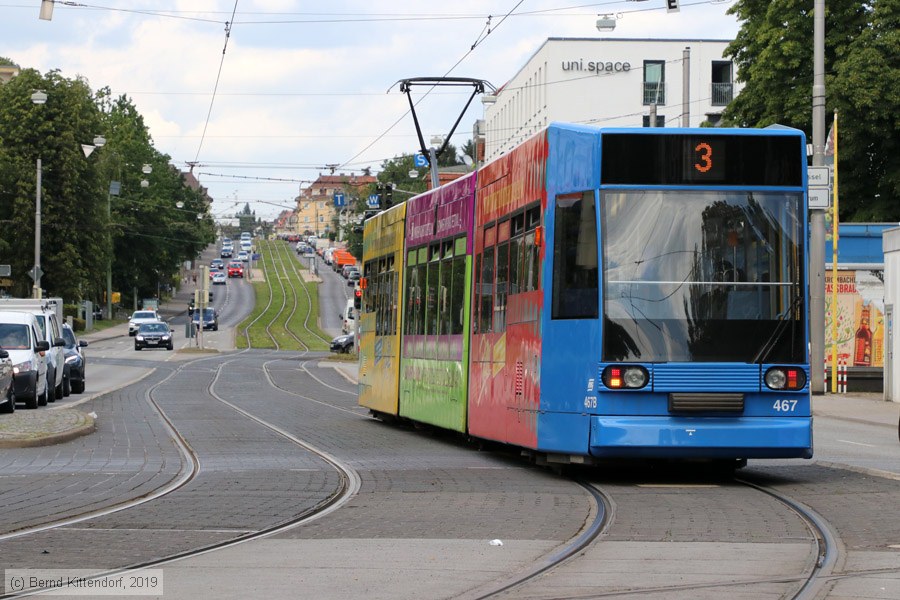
[193,0,240,164]
[336,0,525,170]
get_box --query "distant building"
[0,65,19,84]
[296,173,376,237]
[481,38,740,160]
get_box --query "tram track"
[0,346,360,598]
[464,469,843,600]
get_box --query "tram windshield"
[601,190,805,363]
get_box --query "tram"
[359,123,812,464]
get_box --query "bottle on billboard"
[854,305,872,366]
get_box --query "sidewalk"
[0,265,210,447]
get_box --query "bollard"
[838,356,847,393]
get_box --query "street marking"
[837,439,876,448]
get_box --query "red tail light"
[608,367,622,389]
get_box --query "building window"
[642,115,666,128]
[711,61,733,106]
[643,60,666,105]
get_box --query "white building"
[482,38,741,160]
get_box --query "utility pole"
[810,0,826,394]
[32,158,42,299]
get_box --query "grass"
[235,240,331,351]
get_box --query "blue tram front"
[586,129,812,459]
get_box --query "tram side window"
[552,191,599,319]
[362,263,373,313]
[415,258,427,335]
[439,240,454,334]
[473,254,482,333]
[375,259,386,336]
[450,248,466,335]
[495,220,510,332]
[387,256,396,336]
[509,213,524,296]
[426,244,440,335]
[523,205,541,292]
[405,254,417,336]
[479,227,496,334]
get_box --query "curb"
[0,410,96,449]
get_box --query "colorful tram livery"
[359,123,812,464]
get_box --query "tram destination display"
[600,132,803,187]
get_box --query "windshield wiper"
[751,290,803,364]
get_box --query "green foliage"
[723,0,898,220]
[0,69,215,307]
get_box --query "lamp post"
[30,90,47,299]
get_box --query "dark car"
[192,307,219,331]
[134,321,174,351]
[329,332,355,353]
[210,258,225,270]
[61,322,88,394]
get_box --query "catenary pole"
[810,0,826,394]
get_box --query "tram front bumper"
[589,415,813,459]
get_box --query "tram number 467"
[773,399,799,412]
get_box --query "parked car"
[340,298,356,334]
[61,322,88,394]
[192,307,219,331]
[211,258,225,270]
[128,310,161,336]
[329,332,355,353]
[0,299,67,401]
[134,321,174,351]
[0,347,13,413]
[212,271,227,285]
[347,270,361,286]
[0,310,50,409]
[227,261,244,278]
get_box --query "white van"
[341,298,356,334]
[0,310,50,409]
[0,299,66,401]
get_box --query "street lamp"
[30,91,47,299]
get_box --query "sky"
[1,1,741,220]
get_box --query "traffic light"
[354,286,362,310]
[384,184,393,208]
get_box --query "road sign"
[0,265,9,277]
[808,188,830,209]
[333,193,345,207]
[807,166,830,188]
[666,0,680,12]
[367,194,380,208]
[413,153,428,168]
[27,266,43,281]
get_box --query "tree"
[830,0,900,219]
[0,68,107,300]
[722,1,897,220]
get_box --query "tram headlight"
[764,367,807,391]
[602,365,649,390]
